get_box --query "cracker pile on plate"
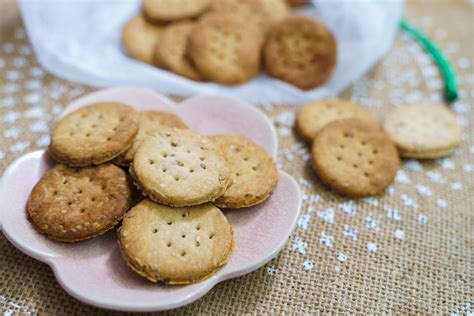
[121,0,336,89]
[27,102,279,284]
[296,99,462,197]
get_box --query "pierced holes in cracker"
[113,127,117,131]
[67,201,73,206]
[181,234,186,239]
[339,145,345,149]
[167,221,173,225]
[162,168,167,173]
[152,228,158,234]
[364,172,370,177]
[85,133,91,137]
[163,153,168,158]
[243,157,249,161]
[195,224,201,231]
[171,141,178,147]
[149,159,155,165]
[235,172,240,177]
[199,156,205,161]
[361,141,367,146]
[181,212,186,218]
[189,168,194,173]
[177,161,184,167]
[119,117,124,122]
[372,149,378,155]
[252,166,258,171]
[174,176,180,181]
[369,160,373,165]
[53,190,58,196]
[195,241,200,247]
[209,232,215,240]
[181,251,187,257]
[200,163,207,170]
[106,137,112,141]
[166,241,172,247]
[353,164,358,169]
[80,208,86,214]
[337,156,342,161]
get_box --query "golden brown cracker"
[188,15,263,84]
[142,0,211,22]
[154,21,202,81]
[121,14,163,65]
[264,15,337,89]
[114,111,187,166]
[383,104,461,159]
[131,128,231,206]
[118,199,234,284]
[312,119,400,197]
[49,103,139,167]
[296,99,378,142]
[27,164,131,242]
[210,135,279,208]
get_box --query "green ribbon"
[399,20,458,102]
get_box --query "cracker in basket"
[118,199,234,284]
[210,0,289,32]
[383,104,461,159]
[142,0,211,22]
[131,128,231,207]
[27,164,131,242]
[312,119,400,197]
[121,14,163,65]
[210,135,279,208]
[296,99,378,142]
[155,21,202,81]
[114,111,188,166]
[49,103,138,167]
[263,15,337,90]
[188,15,263,85]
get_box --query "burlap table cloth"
[1,1,472,314]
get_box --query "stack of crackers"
[27,102,279,284]
[296,100,462,197]
[122,0,336,89]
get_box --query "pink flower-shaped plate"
[0,87,301,312]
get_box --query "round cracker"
[114,111,188,166]
[296,99,378,142]
[210,0,289,32]
[383,104,461,159]
[49,103,139,167]
[142,0,211,22]
[210,135,279,208]
[27,164,131,242]
[121,14,163,65]
[118,199,234,284]
[312,119,400,197]
[131,128,231,207]
[263,15,337,90]
[155,21,202,81]
[188,15,263,85]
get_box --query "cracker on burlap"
[27,164,131,242]
[142,0,211,22]
[49,103,139,167]
[114,111,187,166]
[121,14,163,65]
[188,15,263,85]
[383,104,461,158]
[312,119,400,197]
[296,99,378,142]
[210,135,279,208]
[131,128,231,207]
[118,199,234,284]
[263,15,336,89]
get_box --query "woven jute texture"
[1,1,473,314]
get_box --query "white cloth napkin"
[19,0,403,105]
